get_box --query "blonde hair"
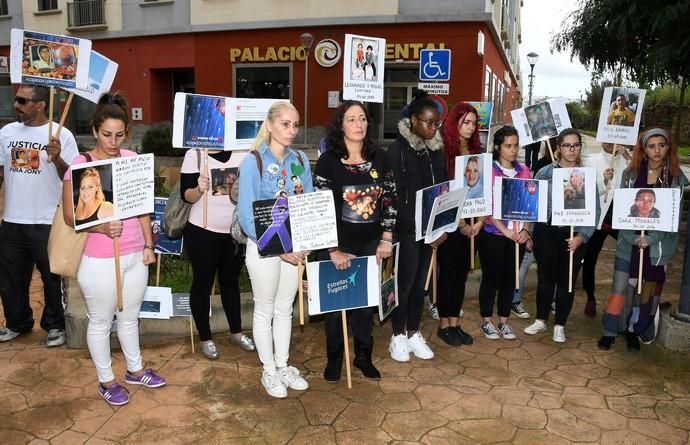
[250,101,299,151]
[75,168,105,219]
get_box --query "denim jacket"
[237,143,313,242]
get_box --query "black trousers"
[184,222,244,341]
[533,223,587,326]
[582,206,617,298]
[392,233,433,335]
[321,238,378,348]
[478,232,521,318]
[436,231,471,318]
[0,221,64,333]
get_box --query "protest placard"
[64,50,118,103]
[70,154,155,231]
[510,98,572,146]
[493,177,548,223]
[467,101,493,130]
[454,153,493,218]
[425,187,468,243]
[139,286,173,320]
[551,167,597,227]
[342,34,385,103]
[307,256,380,315]
[10,28,91,89]
[152,197,183,255]
[288,190,338,252]
[596,86,646,146]
[172,93,231,150]
[415,180,452,241]
[379,243,399,322]
[612,188,681,232]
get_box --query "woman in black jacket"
[387,92,446,362]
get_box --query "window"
[38,0,58,11]
[0,73,12,119]
[234,64,291,99]
[0,0,8,15]
[484,67,492,102]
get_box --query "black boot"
[324,344,344,383]
[597,335,616,350]
[353,338,381,380]
[626,332,640,352]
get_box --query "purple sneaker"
[98,383,129,406]
[124,369,167,388]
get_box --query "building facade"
[0,0,523,142]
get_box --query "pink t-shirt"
[64,149,145,258]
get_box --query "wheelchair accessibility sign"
[419,49,451,82]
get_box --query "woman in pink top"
[62,93,166,406]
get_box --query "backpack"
[230,149,305,244]
[162,150,200,239]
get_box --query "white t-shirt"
[180,149,247,234]
[0,121,79,224]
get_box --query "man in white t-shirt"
[0,84,79,346]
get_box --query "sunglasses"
[14,96,38,105]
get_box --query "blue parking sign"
[419,49,451,82]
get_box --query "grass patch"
[149,252,251,293]
[678,146,690,157]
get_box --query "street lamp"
[527,51,539,105]
[300,32,314,145]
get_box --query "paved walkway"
[3,143,690,444]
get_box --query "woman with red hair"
[433,102,483,346]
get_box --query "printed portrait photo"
[628,189,661,218]
[607,88,641,127]
[10,147,40,171]
[350,38,379,82]
[612,188,679,232]
[501,179,539,221]
[210,167,238,197]
[463,155,484,199]
[525,102,557,141]
[563,169,586,210]
[183,95,226,148]
[22,37,78,80]
[72,164,114,229]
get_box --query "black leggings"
[478,232,521,318]
[392,233,433,334]
[321,238,378,348]
[436,231,471,318]
[582,206,617,299]
[185,222,244,341]
[533,223,587,326]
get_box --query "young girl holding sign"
[526,129,596,343]
[314,100,396,382]
[598,128,687,351]
[62,93,166,406]
[237,102,313,398]
[435,102,483,346]
[478,126,532,340]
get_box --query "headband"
[641,128,669,148]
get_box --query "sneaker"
[0,327,21,342]
[407,332,434,359]
[584,300,597,317]
[201,340,219,360]
[511,302,530,319]
[98,383,129,406]
[626,332,640,352]
[389,333,410,362]
[125,369,167,388]
[453,326,474,345]
[524,319,547,335]
[428,302,440,320]
[45,329,66,347]
[278,366,309,391]
[553,325,566,343]
[437,327,462,346]
[261,370,287,398]
[480,322,500,340]
[459,309,464,317]
[597,335,615,350]
[230,334,256,352]
[551,301,556,314]
[497,322,517,340]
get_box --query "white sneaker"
[459,309,464,317]
[524,319,547,335]
[553,325,566,343]
[278,366,309,391]
[389,333,410,362]
[261,370,287,398]
[428,302,440,320]
[407,332,434,360]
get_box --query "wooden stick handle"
[190,315,195,354]
[470,217,475,270]
[203,148,209,228]
[568,226,574,293]
[342,309,352,389]
[55,92,74,139]
[48,86,54,141]
[155,253,161,287]
[298,260,304,325]
[545,138,555,162]
[638,230,645,294]
[114,238,123,311]
[424,248,436,291]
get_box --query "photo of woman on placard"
[74,167,114,226]
[464,156,483,199]
[563,169,586,210]
[628,189,661,218]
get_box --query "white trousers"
[78,251,148,383]
[245,240,298,372]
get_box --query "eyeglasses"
[416,117,443,130]
[14,96,38,105]
[560,143,582,151]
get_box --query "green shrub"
[141,122,185,157]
